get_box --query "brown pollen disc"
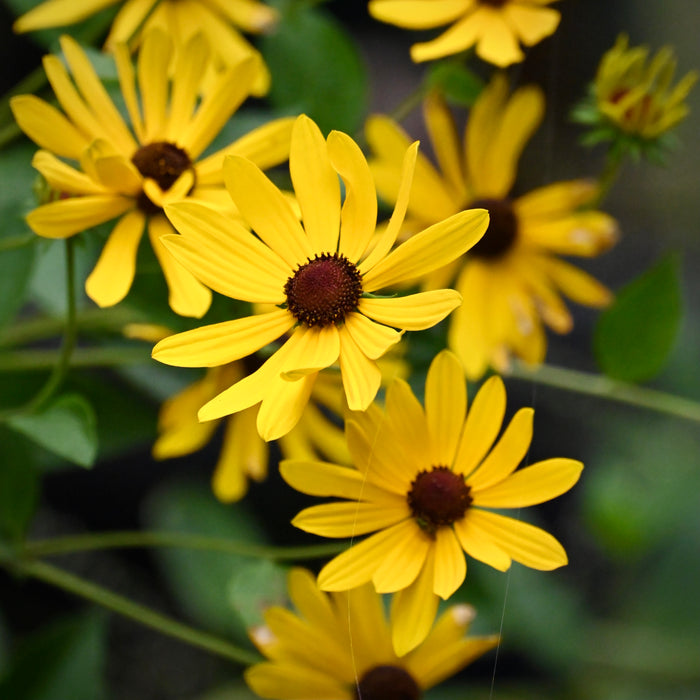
[131,141,195,214]
[354,665,421,700]
[284,252,362,328]
[408,466,472,536]
[468,197,518,260]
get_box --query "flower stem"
[21,530,348,561]
[4,555,261,666]
[593,146,625,207]
[507,361,700,424]
[0,346,150,372]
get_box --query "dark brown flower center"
[284,252,362,327]
[354,665,421,700]
[408,467,472,536]
[131,141,195,214]
[468,198,518,260]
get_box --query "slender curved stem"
[593,146,625,207]
[5,556,261,666]
[507,361,700,423]
[0,346,151,372]
[21,531,349,561]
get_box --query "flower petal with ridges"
[13,0,119,32]
[372,520,431,592]
[432,527,467,599]
[31,151,107,195]
[257,372,316,442]
[291,501,409,538]
[453,513,511,571]
[337,327,382,411]
[359,289,462,332]
[137,29,172,142]
[343,312,402,360]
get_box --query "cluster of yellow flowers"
[8,0,695,697]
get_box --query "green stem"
[0,232,35,253]
[6,556,261,666]
[0,238,78,421]
[593,146,625,207]
[0,345,151,371]
[21,531,349,561]
[507,361,700,424]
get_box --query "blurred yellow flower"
[13,0,277,95]
[281,350,583,653]
[593,34,697,141]
[11,31,294,317]
[368,0,560,67]
[245,567,499,696]
[152,115,489,440]
[367,75,618,379]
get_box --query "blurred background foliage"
[0,0,698,698]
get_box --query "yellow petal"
[163,201,289,302]
[389,553,440,656]
[462,509,568,570]
[91,153,142,195]
[257,372,316,441]
[148,215,212,318]
[474,458,583,508]
[290,115,340,252]
[137,29,172,143]
[286,568,336,632]
[359,289,462,332]
[540,256,613,308]
[384,378,431,472]
[113,42,144,143]
[467,407,534,490]
[224,155,312,269]
[432,527,467,599]
[245,663,347,700]
[292,501,409,538]
[372,520,431,592]
[106,0,159,49]
[31,150,106,195]
[453,511,511,571]
[453,375,506,476]
[368,0,471,29]
[85,209,145,307]
[425,350,466,467]
[410,12,482,63]
[343,311,402,360]
[503,4,560,46]
[26,196,133,239]
[13,0,119,32]
[361,208,488,290]
[337,326,382,411]
[152,309,294,368]
[474,9,525,67]
[328,130,378,262]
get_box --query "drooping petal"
[337,326,382,411]
[453,375,506,476]
[473,9,524,68]
[137,29,172,143]
[343,312,402,360]
[432,527,467,599]
[410,13,483,63]
[290,114,341,252]
[384,379,431,473]
[245,662,350,700]
[152,309,294,368]
[473,458,583,508]
[361,207,488,291]
[372,520,431,592]
[453,511,512,571]
[503,3,560,47]
[425,350,466,468]
[368,0,472,29]
[359,289,462,331]
[85,209,145,307]
[31,150,106,195]
[257,372,317,441]
[13,0,120,32]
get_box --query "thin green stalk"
[0,232,35,253]
[0,345,151,372]
[22,531,349,561]
[507,361,700,423]
[592,146,625,207]
[6,556,261,666]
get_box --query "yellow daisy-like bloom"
[10,31,294,317]
[368,0,560,67]
[152,114,489,441]
[154,363,353,503]
[281,350,583,653]
[367,75,618,379]
[13,0,277,95]
[245,567,499,698]
[594,34,698,140]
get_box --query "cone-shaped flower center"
[284,252,363,327]
[408,467,472,536]
[354,665,421,700]
[132,141,195,213]
[468,198,518,260]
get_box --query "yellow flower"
[13,0,277,95]
[152,114,489,441]
[153,364,353,503]
[245,567,499,697]
[10,31,294,317]
[281,350,583,653]
[368,0,560,67]
[367,75,618,379]
[593,34,698,141]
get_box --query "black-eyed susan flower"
[368,0,560,67]
[152,114,489,441]
[574,34,697,155]
[13,0,277,95]
[10,31,294,317]
[281,350,583,653]
[367,75,618,379]
[245,567,499,697]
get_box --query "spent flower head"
[245,567,499,697]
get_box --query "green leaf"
[0,454,39,541]
[259,0,368,134]
[7,394,98,468]
[594,254,682,383]
[427,62,484,106]
[228,559,288,628]
[0,612,108,700]
[143,479,268,644]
